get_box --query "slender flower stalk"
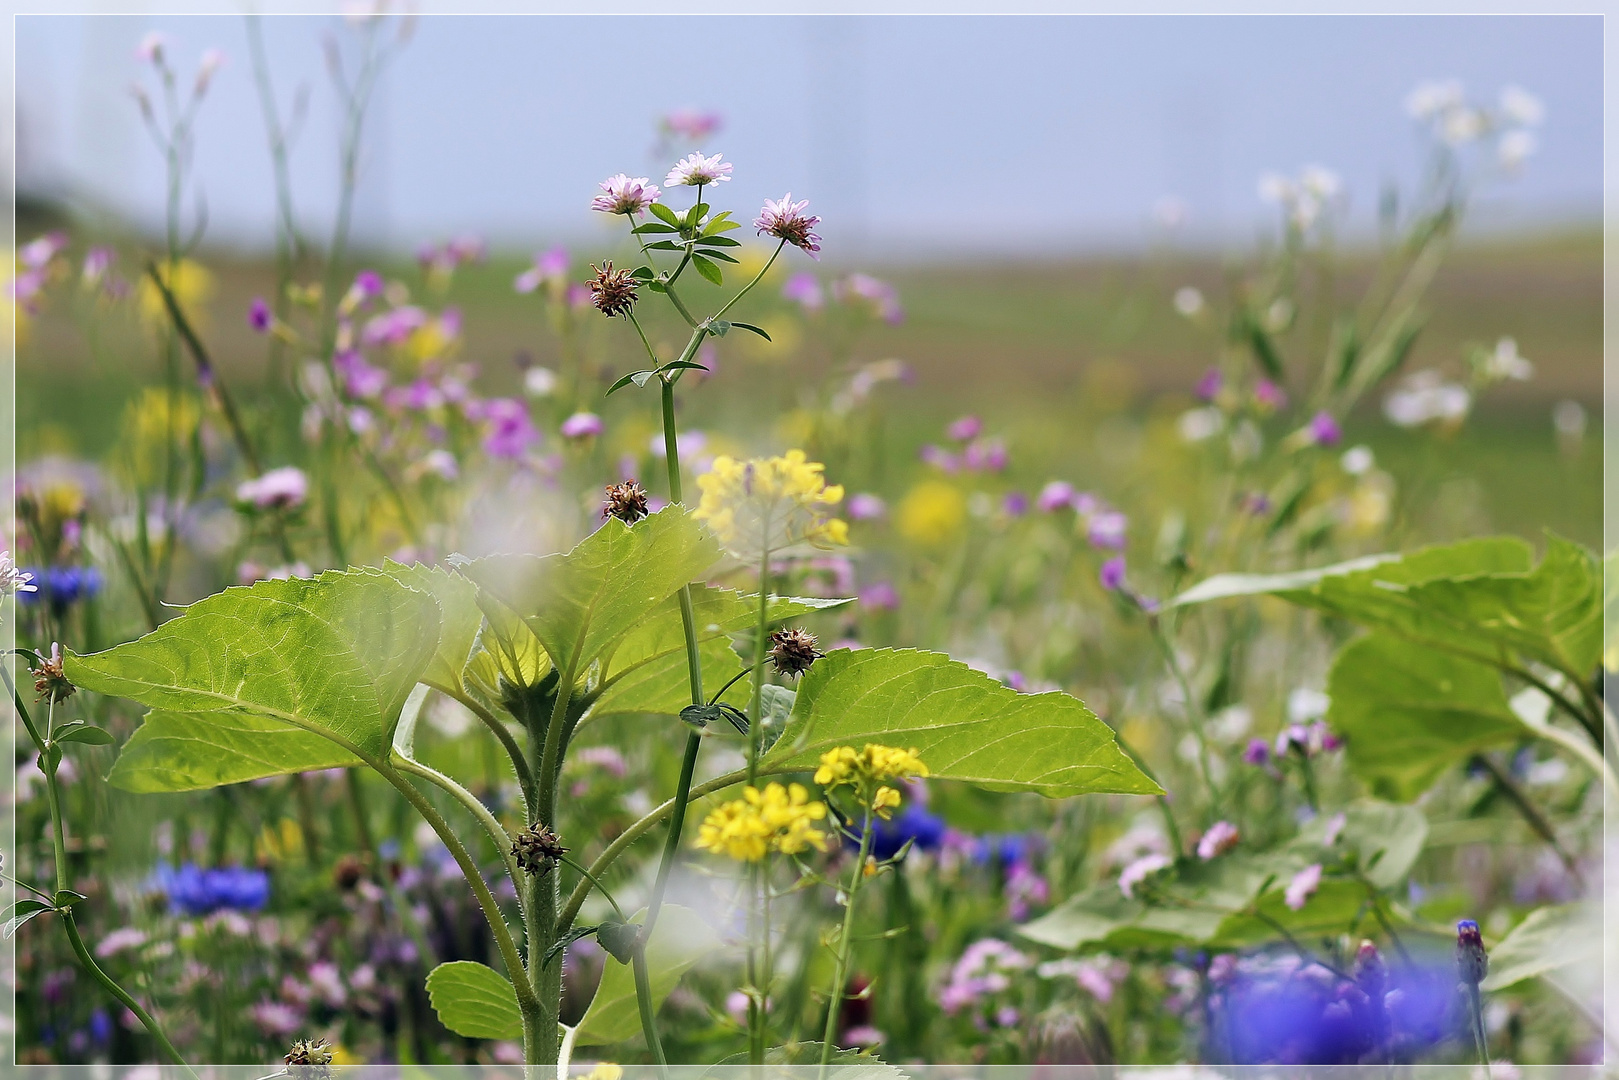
[820,815,876,1072]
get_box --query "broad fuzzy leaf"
[1327,634,1526,801]
[67,570,443,762]
[1294,799,1428,889]
[1480,903,1597,991]
[575,904,718,1047]
[761,648,1159,798]
[108,710,362,793]
[424,961,523,1041]
[463,508,719,680]
[377,562,482,694]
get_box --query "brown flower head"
[31,642,75,705]
[512,823,568,876]
[285,1040,334,1072]
[603,480,650,524]
[767,627,823,678]
[587,260,638,318]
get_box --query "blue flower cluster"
[869,804,947,860]
[152,863,271,916]
[18,566,102,612]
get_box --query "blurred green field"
[18,227,1601,547]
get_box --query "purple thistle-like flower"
[1088,510,1128,551]
[665,151,733,187]
[755,193,823,259]
[248,298,272,333]
[1099,556,1127,592]
[1037,481,1077,513]
[1242,738,1270,766]
[947,415,984,442]
[1195,368,1223,401]
[560,412,604,439]
[591,174,661,216]
[1308,410,1342,446]
[354,269,384,297]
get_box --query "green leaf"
[576,904,719,1047]
[66,570,442,762]
[694,234,741,247]
[607,369,657,396]
[1246,318,1284,378]
[106,710,362,793]
[55,725,114,746]
[690,253,724,286]
[696,248,739,264]
[761,648,1159,797]
[1480,903,1597,991]
[712,1043,907,1077]
[648,202,681,227]
[644,240,683,252]
[52,890,86,908]
[1210,879,1370,947]
[377,562,482,695]
[424,961,523,1041]
[1327,634,1526,801]
[390,684,433,762]
[632,223,679,235]
[4,900,52,938]
[758,683,794,752]
[463,508,719,681]
[465,590,553,700]
[729,321,772,341]
[1295,799,1428,888]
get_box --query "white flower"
[1552,399,1587,439]
[1499,85,1544,127]
[1440,106,1484,145]
[0,552,37,595]
[1483,337,1533,381]
[1173,286,1204,317]
[1177,406,1224,442]
[523,366,558,398]
[1299,165,1341,201]
[1340,445,1375,476]
[1384,370,1471,427]
[1498,130,1537,170]
[1257,172,1296,204]
[1405,79,1464,121]
[1287,687,1330,724]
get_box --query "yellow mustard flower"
[815,743,929,818]
[896,480,966,545]
[693,449,847,560]
[139,258,215,327]
[694,782,829,862]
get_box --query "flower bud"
[767,627,823,678]
[602,480,650,524]
[1456,919,1488,986]
[512,823,568,877]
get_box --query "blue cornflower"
[18,566,103,613]
[153,863,270,916]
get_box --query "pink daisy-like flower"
[665,151,733,187]
[591,174,661,216]
[755,193,822,259]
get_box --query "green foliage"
[107,711,362,793]
[378,561,483,695]
[761,648,1160,798]
[1480,903,1597,992]
[575,904,718,1047]
[424,961,523,1041]
[712,1042,907,1077]
[67,570,443,777]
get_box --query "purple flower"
[354,269,383,297]
[236,466,308,511]
[560,411,604,440]
[480,398,539,459]
[661,108,722,142]
[591,174,661,216]
[665,151,732,187]
[1243,491,1272,515]
[962,437,1008,472]
[334,350,387,399]
[1005,862,1049,921]
[1195,368,1223,401]
[362,305,427,346]
[859,581,900,611]
[517,247,569,293]
[1087,510,1128,550]
[1284,863,1322,910]
[755,193,822,258]
[836,273,902,323]
[1037,480,1076,513]
[82,247,115,285]
[1118,853,1171,897]
[1254,378,1287,410]
[781,272,824,311]
[248,1000,304,1038]
[1308,411,1342,446]
[1196,820,1240,860]
[1243,738,1271,766]
[248,298,271,332]
[919,444,959,473]
[1099,556,1127,592]
[1003,491,1030,517]
[947,415,984,442]
[847,493,887,520]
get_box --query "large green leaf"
[1294,799,1428,888]
[66,570,443,763]
[463,508,718,681]
[1480,903,1597,992]
[575,904,719,1047]
[424,960,523,1040]
[760,648,1159,798]
[1209,879,1372,947]
[1327,634,1527,801]
[378,562,483,694]
[106,710,362,793]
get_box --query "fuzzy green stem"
[748,544,772,785]
[820,816,876,1071]
[633,946,671,1075]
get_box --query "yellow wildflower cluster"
[138,259,215,328]
[693,449,848,560]
[814,744,930,818]
[896,480,966,545]
[694,782,829,862]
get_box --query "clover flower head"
[694,782,829,862]
[587,261,639,318]
[560,411,604,440]
[591,174,661,216]
[665,151,733,187]
[31,642,75,704]
[693,449,847,560]
[755,193,822,259]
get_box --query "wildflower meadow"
[5,11,1609,1076]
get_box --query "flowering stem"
[632,946,671,1073]
[62,913,197,1076]
[442,686,537,817]
[1148,615,1223,816]
[712,240,786,323]
[819,816,876,1071]
[1466,984,1490,1068]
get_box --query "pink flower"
[248,298,271,332]
[947,415,983,442]
[665,151,732,187]
[560,412,604,440]
[82,247,115,284]
[1003,491,1029,516]
[847,493,887,520]
[1118,853,1170,897]
[480,398,539,459]
[781,272,824,311]
[1087,510,1128,550]
[334,350,387,399]
[1254,378,1287,411]
[1037,481,1076,513]
[1195,368,1223,401]
[755,193,822,258]
[1308,411,1342,446]
[836,273,902,323]
[137,32,170,64]
[1322,812,1347,847]
[236,467,308,511]
[248,999,304,1037]
[195,48,225,96]
[592,174,661,216]
[661,108,722,143]
[20,232,67,270]
[962,437,1008,472]
[859,581,900,611]
[1196,821,1240,860]
[1098,556,1127,592]
[919,444,959,473]
[516,247,569,293]
[1285,863,1322,910]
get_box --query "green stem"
[1466,984,1490,1068]
[632,946,671,1075]
[394,756,524,888]
[747,545,772,785]
[438,685,536,817]
[63,914,197,1076]
[1149,615,1222,815]
[820,817,875,1071]
[713,240,786,323]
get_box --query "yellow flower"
[693,449,847,560]
[583,1065,623,1080]
[139,259,215,327]
[815,743,929,815]
[897,480,966,545]
[694,782,829,862]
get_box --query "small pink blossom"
[236,467,308,511]
[592,174,661,216]
[560,412,604,440]
[859,581,900,611]
[1099,556,1127,592]
[847,493,887,520]
[195,48,225,96]
[1037,481,1076,513]
[480,398,539,459]
[1118,852,1171,897]
[1285,863,1322,910]
[1196,820,1240,860]
[755,193,822,258]
[137,32,170,64]
[919,444,958,473]
[661,108,722,143]
[1321,812,1347,847]
[1087,510,1128,550]
[781,272,824,311]
[947,415,983,442]
[665,151,733,187]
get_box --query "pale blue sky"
[17,13,1602,258]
